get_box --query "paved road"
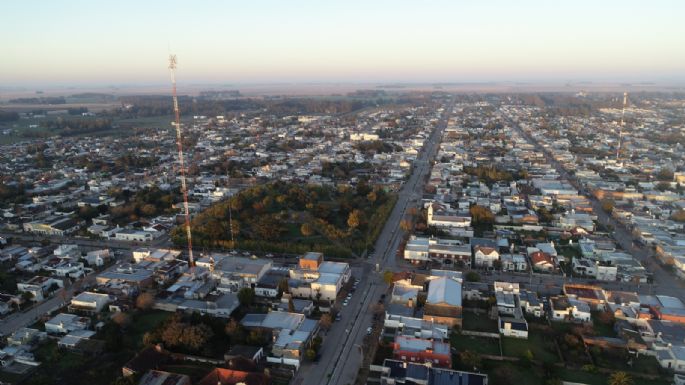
[0,272,96,336]
[292,100,454,385]
[506,114,685,302]
[0,231,170,251]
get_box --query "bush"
[465,271,481,282]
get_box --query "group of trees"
[40,117,112,136]
[320,161,373,180]
[0,182,29,207]
[174,181,396,256]
[353,140,401,155]
[108,95,382,120]
[108,186,179,224]
[9,96,66,104]
[463,165,515,186]
[143,314,214,353]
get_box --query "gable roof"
[196,368,269,385]
[426,277,461,307]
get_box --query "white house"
[474,246,499,268]
[85,249,110,267]
[113,229,155,242]
[17,276,63,302]
[69,291,111,313]
[44,313,89,335]
[499,316,528,339]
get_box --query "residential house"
[423,277,462,328]
[377,359,488,385]
[392,336,451,367]
[69,291,111,313]
[529,251,555,272]
[474,246,499,268]
[44,313,89,335]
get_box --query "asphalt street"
[293,100,454,385]
[507,115,685,302]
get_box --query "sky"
[1,0,684,86]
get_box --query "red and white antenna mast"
[168,54,195,268]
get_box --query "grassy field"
[125,310,173,349]
[501,334,559,363]
[591,312,618,337]
[462,311,499,333]
[28,340,133,385]
[558,368,671,385]
[450,333,501,356]
[483,362,546,385]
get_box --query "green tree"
[305,348,317,361]
[382,271,394,285]
[347,209,364,229]
[671,209,685,223]
[459,350,482,371]
[465,271,480,282]
[601,199,615,213]
[300,222,314,237]
[469,205,494,224]
[111,375,137,385]
[21,291,34,302]
[608,371,633,385]
[656,168,674,181]
[238,287,255,306]
[136,292,155,310]
[320,313,332,331]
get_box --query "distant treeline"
[198,90,241,99]
[68,107,89,115]
[514,93,625,116]
[111,95,400,119]
[68,93,116,103]
[114,95,261,118]
[0,111,19,122]
[40,117,113,136]
[8,96,66,105]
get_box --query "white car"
[343,300,349,306]
[366,327,372,335]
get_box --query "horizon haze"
[2,0,684,88]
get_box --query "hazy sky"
[1,0,684,86]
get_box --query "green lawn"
[29,340,133,385]
[462,311,499,333]
[590,350,663,376]
[483,362,546,385]
[450,333,501,356]
[559,368,670,385]
[591,312,617,337]
[126,310,172,349]
[501,334,559,364]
